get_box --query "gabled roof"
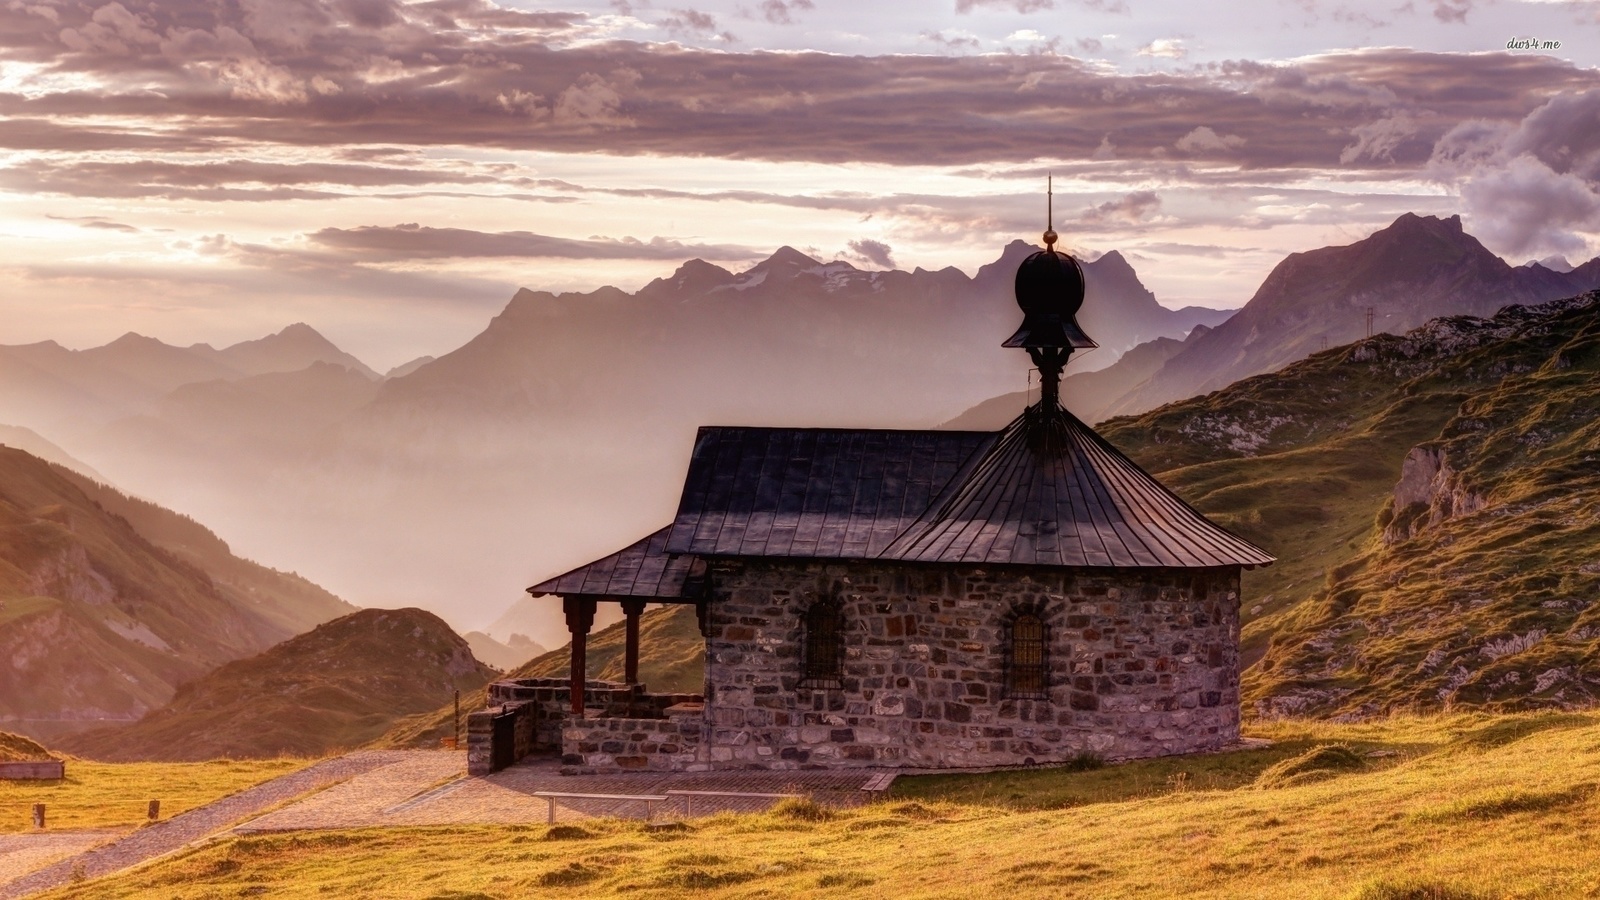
[662,427,995,559]
[527,526,705,600]
[663,408,1273,569]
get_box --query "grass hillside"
[1098,291,1600,717]
[0,447,350,742]
[40,709,1600,899]
[60,608,494,761]
[2,758,303,833]
[0,730,52,762]
[59,469,355,639]
[378,604,702,749]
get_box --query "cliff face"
[1382,445,1486,544]
[1098,290,1600,718]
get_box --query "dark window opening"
[800,600,844,689]
[1006,614,1048,699]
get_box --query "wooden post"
[454,689,461,749]
[147,800,160,821]
[32,803,44,829]
[564,596,596,715]
[621,599,647,685]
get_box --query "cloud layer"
[6,1,1598,170]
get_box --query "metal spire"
[1043,173,1057,248]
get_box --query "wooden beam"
[621,599,647,685]
[563,596,596,715]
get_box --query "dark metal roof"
[527,526,705,600]
[663,427,996,559]
[664,410,1273,569]
[884,408,1274,568]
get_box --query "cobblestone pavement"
[0,832,119,890]
[240,756,891,831]
[0,750,416,900]
[1,751,895,897]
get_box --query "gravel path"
[241,756,887,830]
[0,750,421,900]
[0,833,119,890]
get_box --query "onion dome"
[1003,228,1098,350]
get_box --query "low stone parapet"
[561,703,706,774]
[471,679,705,775]
[0,760,64,780]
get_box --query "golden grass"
[0,758,308,833]
[33,710,1600,899]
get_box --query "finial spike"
[1043,173,1057,248]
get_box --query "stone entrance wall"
[699,560,1241,770]
[468,679,703,775]
[560,704,706,773]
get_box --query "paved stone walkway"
[0,751,895,898]
[241,756,889,830]
[0,833,119,890]
[0,750,414,900]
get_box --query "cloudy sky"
[3,0,1598,369]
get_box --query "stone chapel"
[467,219,1273,776]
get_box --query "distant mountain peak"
[1531,255,1575,273]
[1390,211,1463,232]
[219,323,378,379]
[644,258,736,296]
[277,322,322,339]
[105,332,165,348]
[1087,249,1134,275]
[749,246,820,272]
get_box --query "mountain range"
[0,446,354,741]
[5,216,1589,650]
[62,606,494,761]
[1099,214,1600,420]
[0,243,1222,645]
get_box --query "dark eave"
[527,526,705,601]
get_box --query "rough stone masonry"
[685,559,1241,770]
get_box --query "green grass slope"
[378,604,703,749]
[0,447,354,742]
[1098,291,1600,718]
[40,709,1600,899]
[0,730,53,762]
[61,608,495,761]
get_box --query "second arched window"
[1006,614,1048,699]
[800,600,845,689]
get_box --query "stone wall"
[700,560,1241,770]
[560,704,706,774]
[469,679,704,775]
[0,761,64,780]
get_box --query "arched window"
[800,600,844,689]
[1006,614,1048,699]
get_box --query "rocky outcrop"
[1383,445,1486,544]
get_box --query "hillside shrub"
[1255,744,1366,789]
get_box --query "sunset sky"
[3,0,1598,370]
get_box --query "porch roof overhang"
[526,526,706,603]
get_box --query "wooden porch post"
[621,599,647,685]
[563,596,596,715]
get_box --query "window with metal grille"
[1006,614,1048,699]
[800,600,844,689]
